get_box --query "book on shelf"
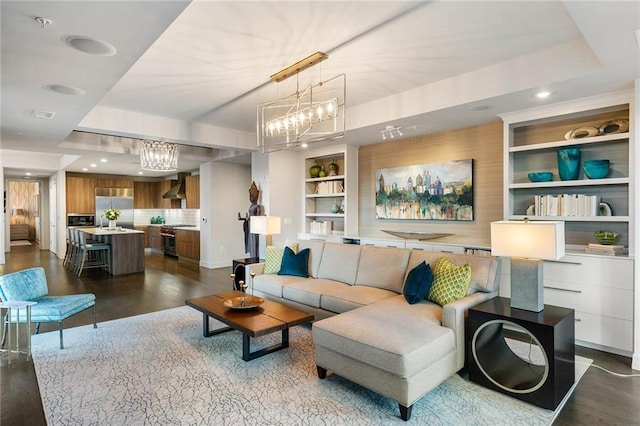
[533,194,600,217]
[585,248,628,256]
[587,243,625,251]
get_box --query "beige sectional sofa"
[246,240,501,421]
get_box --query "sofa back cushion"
[355,246,411,293]
[317,243,361,285]
[297,240,325,278]
[407,250,500,294]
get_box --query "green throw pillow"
[263,244,298,274]
[278,247,310,277]
[403,261,434,304]
[426,257,471,306]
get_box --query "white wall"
[50,171,66,259]
[199,161,251,269]
[0,163,5,264]
[632,78,640,371]
[251,150,302,250]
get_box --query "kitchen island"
[81,228,145,275]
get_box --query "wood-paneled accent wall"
[9,180,39,239]
[358,121,503,248]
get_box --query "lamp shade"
[491,220,565,260]
[250,216,281,235]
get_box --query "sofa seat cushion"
[320,285,398,314]
[282,279,348,308]
[313,295,453,377]
[253,274,307,298]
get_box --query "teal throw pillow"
[278,247,310,278]
[403,261,434,304]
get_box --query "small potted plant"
[104,208,121,229]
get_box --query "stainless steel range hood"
[162,172,190,199]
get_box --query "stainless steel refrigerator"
[95,188,134,229]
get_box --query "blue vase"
[557,148,581,180]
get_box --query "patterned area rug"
[32,306,591,425]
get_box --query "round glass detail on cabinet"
[471,319,550,394]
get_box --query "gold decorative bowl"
[224,295,264,310]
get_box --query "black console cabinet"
[231,257,260,290]
[468,297,575,410]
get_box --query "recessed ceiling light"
[66,36,117,56]
[46,84,86,96]
[25,172,31,176]
[82,168,88,171]
[536,91,552,99]
[138,171,144,175]
[100,158,107,163]
[470,104,490,111]
[32,109,56,119]
[90,163,97,168]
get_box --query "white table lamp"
[250,216,281,258]
[491,220,565,312]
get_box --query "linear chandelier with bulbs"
[257,52,346,153]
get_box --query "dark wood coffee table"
[185,290,314,361]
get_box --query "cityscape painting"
[375,159,473,220]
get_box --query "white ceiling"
[1,0,639,178]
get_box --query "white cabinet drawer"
[431,244,465,254]
[575,311,632,353]
[359,238,405,248]
[544,255,633,290]
[543,282,633,321]
[405,241,465,254]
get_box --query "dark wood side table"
[468,297,575,410]
[231,257,260,290]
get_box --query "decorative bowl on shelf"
[594,230,620,245]
[527,172,553,182]
[583,160,610,179]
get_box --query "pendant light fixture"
[140,140,178,171]
[257,52,346,153]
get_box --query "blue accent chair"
[0,267,96,349]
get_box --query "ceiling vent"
[32,109,56,119]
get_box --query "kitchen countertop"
[81,227,145,235]
[176,226,200,231]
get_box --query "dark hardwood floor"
[2,244,640,425]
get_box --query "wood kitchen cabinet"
[95,178,134,189]
[185,175,200,209]
[147,225,163,251]
[134,181,158,209]
[66,176,96,213]
[176,229,200,261]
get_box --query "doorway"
[8,180,40,247]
